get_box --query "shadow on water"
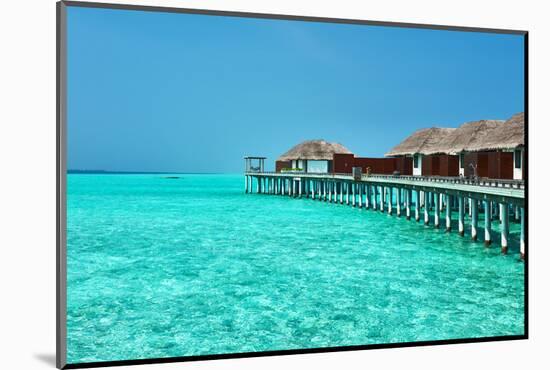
[34,353,56,367]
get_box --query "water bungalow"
[244,112,526,260]
[385,127,456,176]
[275,140,411,175]
[386,112,525,180]
[451,113,524,180]
[275,140,352,173]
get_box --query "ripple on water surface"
[67,174,525,363]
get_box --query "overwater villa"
[275,140,412,175]
[271,112,525,180]
[275,140,352,173]
[244,111,526,259]
[385,127,458,176]
[386,112,525,180]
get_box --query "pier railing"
[363,174,524,189]
[247,171,525,190]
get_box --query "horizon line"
[67,169,244,174]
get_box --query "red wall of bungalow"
[421,155,440,176]
[354,157,395,174]
[438,155,459,177]
[488,152,513,179]
[464,152,489,178]
[420,154,459,177]
[395,157,413,175]
[332,153,355,173]
[281,152,509,178]
[331,150,515,178]
[333,154,412,175]
[276,149,517,179]
[459,151,515,179]
[275,160,291,172]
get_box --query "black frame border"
[56,1,529,369]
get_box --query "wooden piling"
[471,199,478,241]
[406,189,412,220]
[500,203,509,254]
[396,187,401,217]
[388,187,393,215]
[415,190,420,222]
[458,197,465,236]
[520,207,525,260]
[434,193,440,228]
[484,200,492,246]
[445,194,452,232]
[424,192,430,225]
[379,186,386,212]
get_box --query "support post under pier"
[520,207,525,260]
[434,193,440,228]
[424,192,430,225]
[471,199,478,241]
[458,197,464,237]
[445,194,452,232]
[500,203,509,254]
[415,190,420,222]
[396,188,401,217]
[406,189,411,220]
[484,200,492,246]
[387,187,393,215]
[380,186,386,212]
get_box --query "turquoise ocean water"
[67,174,524,364]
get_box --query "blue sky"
[67,6,525,173]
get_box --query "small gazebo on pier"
[243,156,266,173]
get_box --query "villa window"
[413,154,419,169]
[459,153,465,169]
[514,149,522,169]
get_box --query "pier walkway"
[244,171,526,259]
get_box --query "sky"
[67,6,525,173]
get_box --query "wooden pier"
[244,171,525,259]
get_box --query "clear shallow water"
[67,174,524,364]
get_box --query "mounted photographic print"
[57,1,527,368]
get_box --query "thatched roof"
[277,139,352,161]
[385,112,524,156]
[486,112,524,150]
[385,127,456,157]
[434,113,524,154]
[434,119,504,154]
